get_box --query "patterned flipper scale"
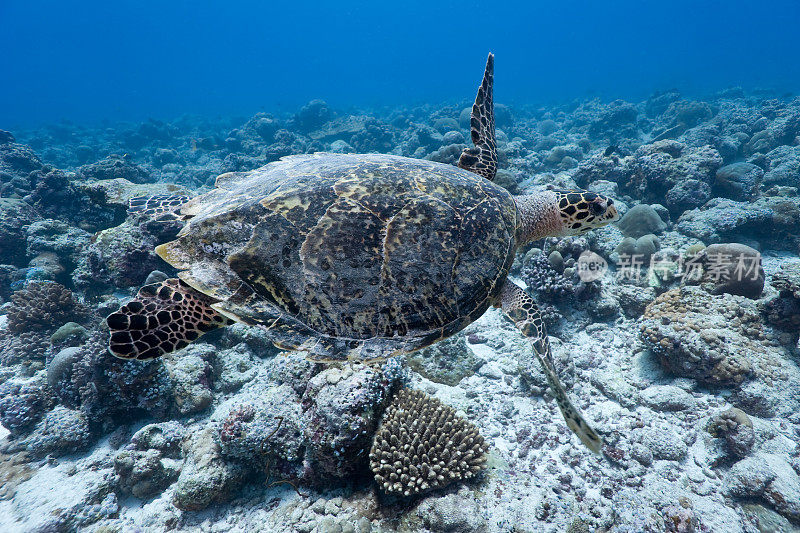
[498,280,602,453]
[106,278,229,360]
[458,53,498,181]
[128,195,191,221]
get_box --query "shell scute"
[332,168,416,220]
[259,179,337,234]
[378,195,461,334]
[228,213,304,316]
[300,196,386,336]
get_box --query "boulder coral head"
[697,243,764,299]
[639,286,781,386]
[369,388,488,497]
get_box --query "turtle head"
[552,188,619,236]
[514,188,619,244]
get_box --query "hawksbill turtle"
[106,54,619,452]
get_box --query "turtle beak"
[606,201,620,223]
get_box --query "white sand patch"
[4,438,117,530]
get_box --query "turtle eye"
[589,200,606,217]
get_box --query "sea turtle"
[107,54,619,452]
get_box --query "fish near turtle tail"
[106,278,230,360]
[497,279,603,454]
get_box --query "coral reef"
[697,242,765,299]
[707,407,755,460]
[0,329,50,368]
[163,344,215,416]
[22,167,112,229]
[0,451,33,500]
[44,330,176,430]
[614,234,660,262]
[676,193,800,251]
[302,364,399,480]
[0,199,40,266]
[411,490,489,532]
[217,381,306,477]
[115,422,187,497]
[517,236,620,328]
[0,381,49,434]
[639,283,800,419]
[173,426,247,511]
[0,140,44,199]
[215,357,404,497]
[574,140,723,215]
[762,144,800,187]
[370,388,487,497]
[616,204,667,238]
[1,86,799,532]
[640,287,772,385]
[115,448,181,499]
[714,162,762,201]
[725,454,800,523]
[4,406,93,458]
[76,219,177,291]
[78,154,151,183]
[771,261,800,298]
[665,178,711,213]
[6,281,85,333]
[292,100,335,133]
[760,261,800,333]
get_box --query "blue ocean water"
[2,0,800,126]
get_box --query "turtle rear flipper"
[106,278,229,360]
[498,279,602,454]
[459,53,498,182]
[128,195,191,221]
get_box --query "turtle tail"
[106,278,229,360]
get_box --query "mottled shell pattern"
[156,152,518,360]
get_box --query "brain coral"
[639,286,781,385]
[369,388,487,497]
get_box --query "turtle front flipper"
[458,53,498,182]
[106,278,230,360]
[497,279,602,454]
[128,195,191,221]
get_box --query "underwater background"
[3,0,800,126]
[1,1,800,532]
